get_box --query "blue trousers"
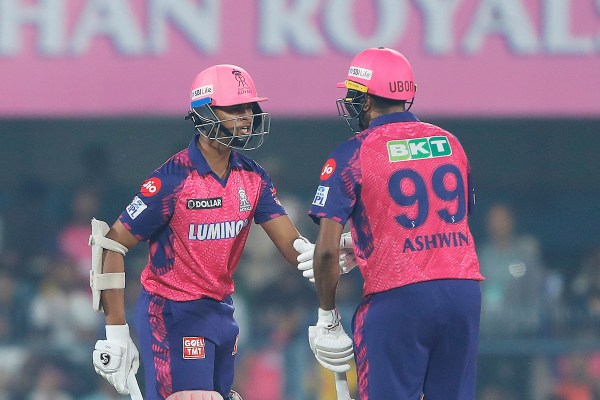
[352,280,481,400]
[135,290,239,400]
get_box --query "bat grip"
[127,371,144,400]
[334,371,353,400]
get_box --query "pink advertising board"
[1,0,599,117]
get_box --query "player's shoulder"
[330,133,364,160]
[232,151,270,177]
[233,151,259,170]
[148,148,194,184]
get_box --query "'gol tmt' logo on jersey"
[387,136,452,162]
[238,188,252,212]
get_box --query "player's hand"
[339,232,357,274]
[293,237,316,282]
[93,324,140,395]
[308,308,354,373]
[294,233,358,282]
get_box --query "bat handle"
[334,371,353,400]
[127,370,144,400]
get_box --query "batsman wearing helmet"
[88,64,354,400]
[306,48,484,399]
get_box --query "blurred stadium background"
[1,1,599,399]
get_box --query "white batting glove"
[93,324,140,395]
[294,233,358,283]
[293,236,316,282]
[308,308,354,373]
[339,232,358,274]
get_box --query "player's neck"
[197,138,231,178]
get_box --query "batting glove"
[93,324,140,395]
[293,236,316,282]
[308,308,354,373]
[339,232,358,274]
[294,233,358,283]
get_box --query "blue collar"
[188,134,244,175]
[369,111,419,129]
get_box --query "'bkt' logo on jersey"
[387,136,452,162]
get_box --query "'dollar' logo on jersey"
[238,188,252,212]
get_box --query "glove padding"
[308,308,354,373]
[293,237,316,282]
[93,324,140,395]
[338,232,358,274]
[294,233,358,283]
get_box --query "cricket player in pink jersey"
[87,64,352,400]
[305,48,484,399]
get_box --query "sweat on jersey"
[309,112,483,296]
[119,134,286,301]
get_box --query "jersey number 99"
[387,164,466,229]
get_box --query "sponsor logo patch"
[100,353,111,366]
[320,159,336,180]
[140,178,162,197]
[183,336,206,359]
[191,85,213,100]
[270,184,282,206]
[312,186,329,207]
[188,219,249,241]
[348,66,373,80]
[387,136,452,162]
[187,197,222,210]
[126,196,147,220]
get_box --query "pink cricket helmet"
[337,47,416,101]
[187,65,271,150]
[190,64,268,108]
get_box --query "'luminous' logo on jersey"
[183,337,205,359]
[126,196,147,220]
[348,66,373,80]
[387,136,452,162]
[312,186,329,207]
[188,219,249,241]
[187,197,222,210]
[239,188,252,212]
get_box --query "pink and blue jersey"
[309,112,483,296]
[120,134,286,301]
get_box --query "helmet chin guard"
[186,65,270,150]
[187,102,270,151]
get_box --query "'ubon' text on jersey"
[309,112,483,296]
[120,134,286,301]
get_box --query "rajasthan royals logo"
[232,70,248,88]
[239,188,252,212]
[232,70,252,95]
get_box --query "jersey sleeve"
[308,138,362,225]
[119,162,185,241]
[253,166,287,224]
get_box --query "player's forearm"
[101,250,127,325]
[314,248,340,310]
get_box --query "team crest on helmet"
[232,69,252,95]
[239,188,252,212]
